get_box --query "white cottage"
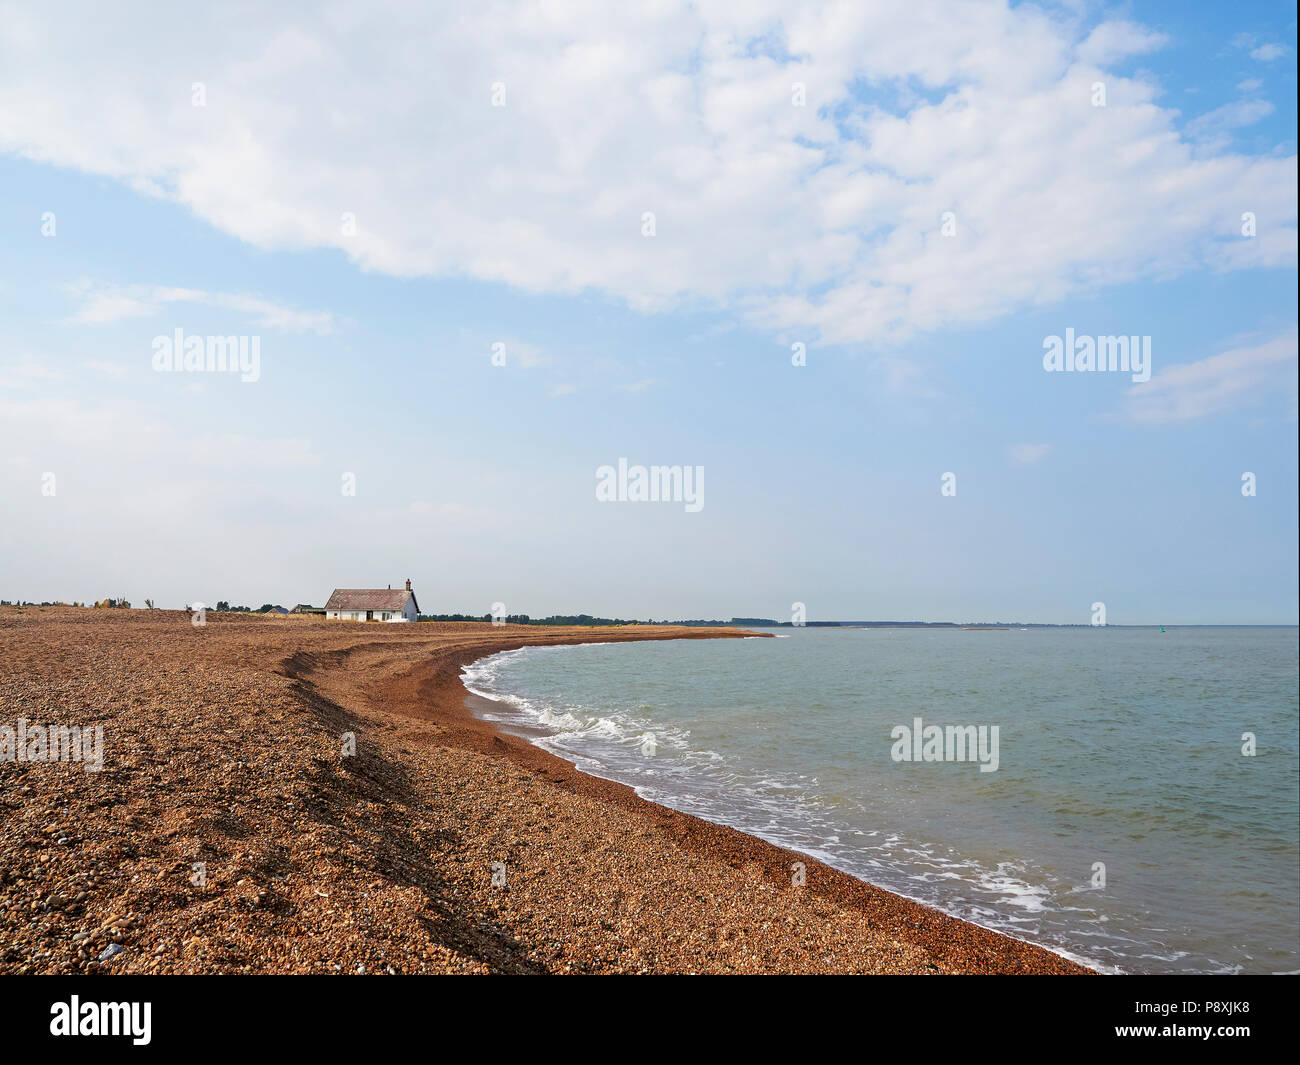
[324,580,420,622]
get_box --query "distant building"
[291,604,325,615]
[325,580,420,622]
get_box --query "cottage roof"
[325,587,420,614]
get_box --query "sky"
[0,0,1296,624]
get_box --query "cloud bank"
[1,1,1294,348]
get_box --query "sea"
[461,625,1299,974]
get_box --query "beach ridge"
[1,609,1091,974]
[295,623,1093,975]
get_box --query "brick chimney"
[405,578,411,591]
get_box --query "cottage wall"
[326,606,414,621]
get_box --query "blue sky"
[1,0,1296,623]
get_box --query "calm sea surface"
[463,626,1299,973]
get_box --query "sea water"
[462,626,1299,974]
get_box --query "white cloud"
[1,3,1294,346]
[1075,21,1168,66]
[506,341,548,368]
[185,433,320,470]
[1122,330,1298,423]
[1009,443,1051,464]
[70,292,156,324]
[410,499,481,519]
[81,360,129,380]
[873,356,942,399]
[0,358,70,387]
[0,388,322,472]
[1250,43,1289,62]
[66,282,335,333]
[1185,99,1275,149]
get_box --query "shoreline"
[456,643,1109,974]
[320,627,1093,974]
[2,610,1093,974]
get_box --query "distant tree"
[144,599,156,609]
[216,601,230,611]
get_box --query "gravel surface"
[0,607,1090,974]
